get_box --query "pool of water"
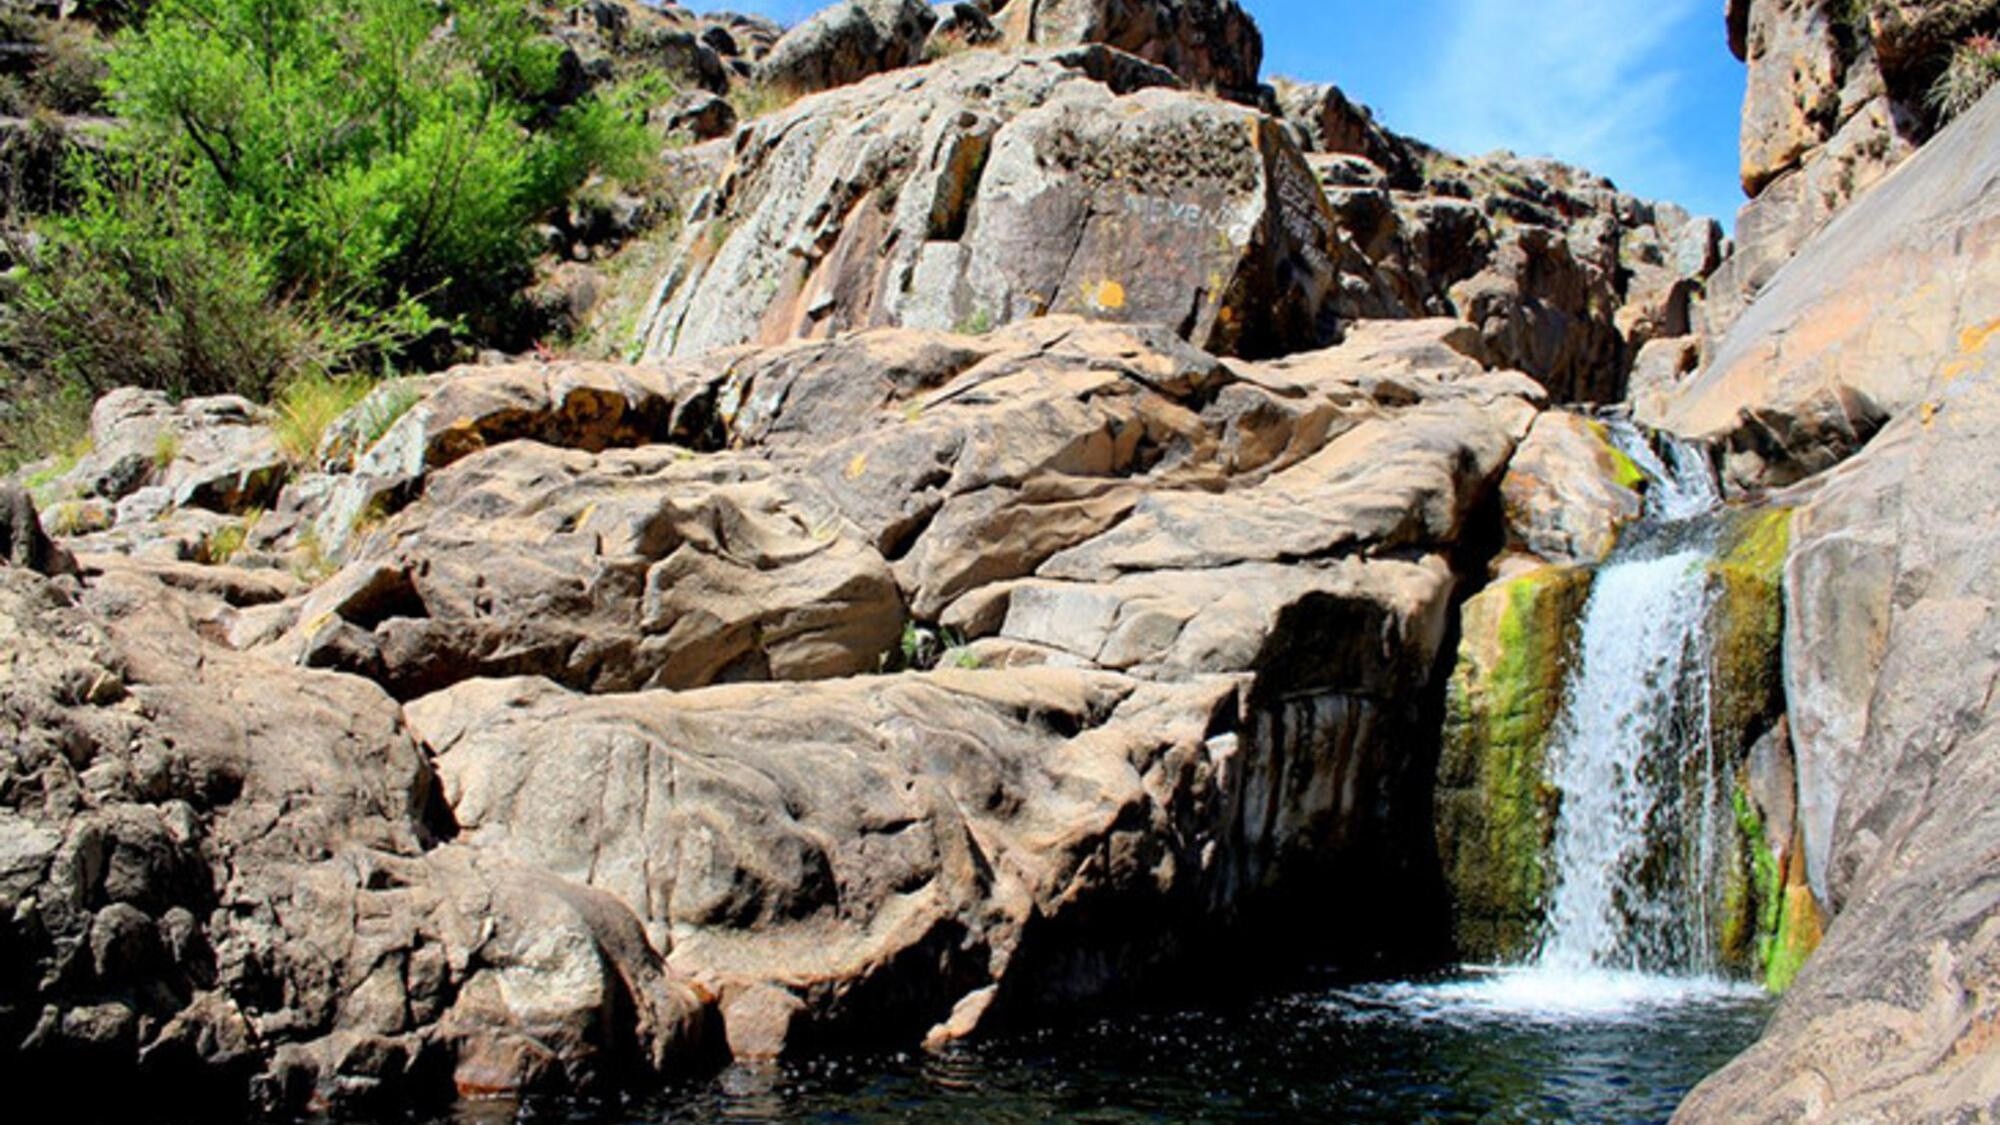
[449,967,1771,1124]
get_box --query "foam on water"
[1340,966,1764,1028]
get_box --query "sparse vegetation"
[884,621,980,672]
[45,498,92,538]
[290,524,335,582]
[203,508,263,565]
[923,34,974,64]
[727,81,801,123]
[273,373,375,466]
[1930,34,2000,121]
[151,427,180,470]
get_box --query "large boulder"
[402,667,1363,1053]
[1647,83,2000,490]
[636,50,1351,362]
[46,389,290,521]
[1497,411,1644,565]
[275,443,907,700]
[994,0,1265,100]
[757,0,938,96]
[1274,80,1424,189]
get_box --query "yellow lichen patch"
[1922,401,1941,427]
[1093,280,1127,311]
[845,452,869,480]
[1958,317,2000,356]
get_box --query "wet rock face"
[1669,58,2000,1125]
[1434,565,1592,961]
[1677,254,2000,1125]
[637,51,1349,363]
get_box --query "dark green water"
[445,967,1771,1124]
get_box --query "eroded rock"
[1649,84,2000,490]
[993,0,1264,100]
[637,51,1348,362]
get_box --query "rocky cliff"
[7,0,2000,1118]
[1669,76,2000,1125]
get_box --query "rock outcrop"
[637,49,1349,363]
[1672,84,2000,1125]
[630,43,1720,404]
[993,0,1265,101]
[8,306,1551,1107]
[1702,0,2000,342]
[1644,82,2000,490]
[758,0,939,96]
[1282,97,1724,403]
[0,560,714,1114]
[1677,234,2000,1124]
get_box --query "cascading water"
[1415,418,1760,1017]
[1532,541,1723,976]
[1532,418,1730,981]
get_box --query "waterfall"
[1532,420,1731,980]
[1602,417,1720,524]
[1533,546,1723,974]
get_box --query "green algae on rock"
[1705,507,1792,765]
[1435,564,1593,961]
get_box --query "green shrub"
[0,150,417,404]
[105,0,653,320]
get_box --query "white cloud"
[1398,0,1709,197]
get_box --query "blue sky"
[680,0,1747,221]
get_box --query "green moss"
[1706,508,1794,758]
[1725,780,1823,994]
[1585,420,1648,493]
[1716,506,1792,578]
[1726,786,1782,967]
[1437,565,1593,960]
[1765,878,1822,994]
